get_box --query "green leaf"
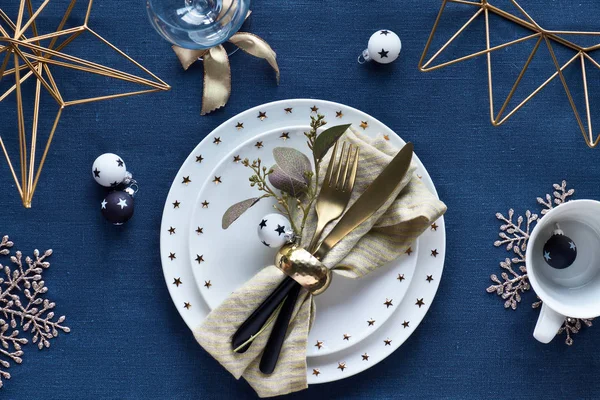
[222,197,261,229]
[313,124,351,161]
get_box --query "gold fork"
[258,140,360,374]
[308,141,360,252]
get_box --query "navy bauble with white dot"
[542,224,577,269]
[101,191,135,225]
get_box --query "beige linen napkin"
[194,128,447,397]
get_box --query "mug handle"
[533,303,565,344]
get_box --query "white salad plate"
[160,99,445,384]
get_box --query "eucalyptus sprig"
[222,114,352,240]
[305,114,327,153]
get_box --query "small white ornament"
[358,29,402,64]
[257,213,293,249]
[92,153,128,187]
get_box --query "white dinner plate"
[159,99,445,384]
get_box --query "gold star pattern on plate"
[315,340,324,349]
[405,247,413,256]
[384,298,393,308]
[312,369,320,376]
[416,298,425,308]
[367,319,375,326]
[402,321,410,328]
[336,110,343,118]
[337,362,346,371]
[213,137,222,145]
[196,254,205,264]
[426,275,434,283]
[173,278,182,287]
[213,176,222,185]
[168,252,176,261]
[258,111,267,120]
[196,227,204,234]
[310,105,319,113]
[397,273,405,282]
[255,141,263,149]
[236,122,244,130]
[233,155,241,163]
[383,134,390,141]
[431,222,439,231]
[384,338,392,346]
[280,132,290,140]
[184,302,191,310]
[285,107,293,114]
[168,227,176,235]
[182,176,191,185]
[360,121,368,130]
[172,200,181,209]
[343,334,351,341]
[202,201,209,208]
[431,249,439,257]
[196,155,204,163]
[361,353,369,361]
[204,280,212,289]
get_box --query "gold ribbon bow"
[172,31,279,115]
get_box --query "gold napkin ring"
[275,244,332,295]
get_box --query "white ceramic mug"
[527,199,600,343]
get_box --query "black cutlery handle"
[259,282,302,374]
[231,276,297,352]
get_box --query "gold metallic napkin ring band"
[274,245,332,295]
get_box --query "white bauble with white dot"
[92,153,127,187]
[367,29,401,64]
[257,213,293,249]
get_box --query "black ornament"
[542,224,577,269]
[101,191,135,225]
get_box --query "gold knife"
[313,141,414,259]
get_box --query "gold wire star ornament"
[419,0,600,148]
[0,0,169,207]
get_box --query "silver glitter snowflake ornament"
[487,208,536,310]
[0,235,70,387]
[486,181,591,345]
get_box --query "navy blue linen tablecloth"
[2,0,600,398]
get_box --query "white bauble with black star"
[101,191,135,225]
[92,153,127,187]
[542,224,577,269]
[257,213,292,248]
[367,29,401,64]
